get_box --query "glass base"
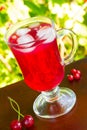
[33,87,76,118]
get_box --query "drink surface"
[8,22,64,92]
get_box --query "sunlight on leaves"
[0,0,87,88]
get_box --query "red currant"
[73,73,81,80]
[71,68,77,75]
[21,115,34,129]
[67,68,81,82]
[67,74,74,82]
[10,120,22,130]
[76,70,81,76]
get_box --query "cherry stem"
[8,97,24,120]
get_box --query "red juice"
[8,22,64,92]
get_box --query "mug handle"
[56,28,78,65]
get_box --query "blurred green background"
[0,0,87,88]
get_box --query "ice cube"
[20,46,36,53]
[16,28,30,36]
[17,34,34,45]
[37,27,56,43]
[16,34,35,52]
[15,46,36,53]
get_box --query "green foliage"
[0,12,8,25]
[0,0,87,88]
[24,0,49,17]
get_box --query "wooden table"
[0,58,87,130]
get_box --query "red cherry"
[67,74,74,82]
[21,115,34,129]
[10,120,22,130]
[71,68,77,75]
[73,73,81,80]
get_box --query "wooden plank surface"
[0,58,87,130]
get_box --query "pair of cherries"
[8,97,34,130]
[10,115,34,130]
[67,68,81,82]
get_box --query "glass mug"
[5,16,77,118]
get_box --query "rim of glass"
[5,16,54,47]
